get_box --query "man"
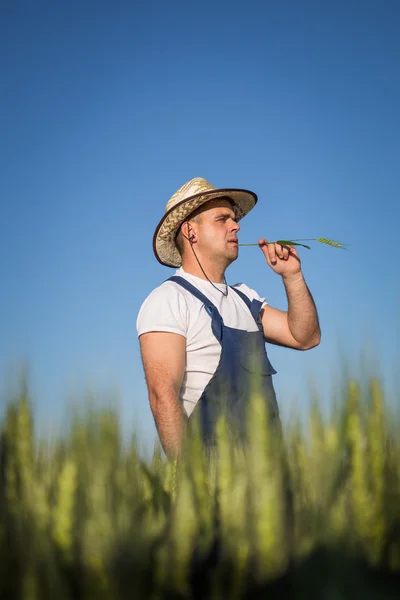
[137,177,321,459]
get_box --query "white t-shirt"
[136,267,268,417]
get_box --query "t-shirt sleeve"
[233,282,268,309]
[136,283,189,338]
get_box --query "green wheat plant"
[239,237,349,250]
[0,371,399,599]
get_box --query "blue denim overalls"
[168,276,280,448]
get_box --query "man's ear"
[181,221,196,242]
[180,221,190,241]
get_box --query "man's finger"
[258,238,280,266]
[275,243,284,260]
[268,243,277,265]
[280,245,290,260]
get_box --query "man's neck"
[181,258,226,284]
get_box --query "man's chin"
[226,248,238,264]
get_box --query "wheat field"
[0,376,399,599]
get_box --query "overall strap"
[231,286,263,326]
[166,276,223,342]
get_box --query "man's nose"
[232,220,240,232]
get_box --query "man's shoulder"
[136,278,191,338]
[140,278,188,307]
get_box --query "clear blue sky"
[1,1,399,447]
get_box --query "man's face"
[189,198,240,266]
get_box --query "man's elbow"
[299,330,321,350]
[148,389,166,416]
[148,390,159,415]
[148,387,180,416]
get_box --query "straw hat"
[153,177,257,267]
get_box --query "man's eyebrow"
[215,211,237,221]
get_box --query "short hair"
[175,227,184,256]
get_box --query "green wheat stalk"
[239,238,349,250]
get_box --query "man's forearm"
[150,391,187,459]
[282,272,321,349]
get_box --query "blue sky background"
[1,0,399,449]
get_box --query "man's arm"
[261,272,321,350]
[139,331,187,459]
[258,239,321,351]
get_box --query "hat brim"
[153,188,257,268]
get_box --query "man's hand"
[258,238,301,278]
[258,238,321,350]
